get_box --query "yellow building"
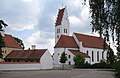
[1,33,22,61]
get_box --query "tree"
[107,46,116,65]
[83,0,120,59]
[73,54,85,68]
[13,37,25,49]
[59,52,67,69]
[0,20,8,30]
[0,20,7,58]
[0,34,5,58]
[83,0,120,77]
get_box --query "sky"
[0,0,97,54]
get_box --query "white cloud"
[10,22,35,31]
[25,31,41,44]
[22,0,33,2]
[24,31,54,54]
[69,16,81,26]
[80,7,89,20]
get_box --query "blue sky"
[0,0,94,54]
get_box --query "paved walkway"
[0,69,115,78]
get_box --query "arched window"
[64,29,66,33]
[97,51,99,61]
[92,51,94,62]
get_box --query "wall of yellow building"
[0,47,22,62]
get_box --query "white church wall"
[53,48,78,65]
[67,50,90,65]
[83,47,107,64]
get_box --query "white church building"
[53,7,108,66]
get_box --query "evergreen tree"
[59,52,67,69]
[73,54,85,68]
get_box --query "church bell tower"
[55,7,70,44]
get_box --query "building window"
[68,55,71,59]
[92,51,94,62]
[86,50,89,55]
[69,61,71,65]
[97,51,99,61]
[102,52,104,59]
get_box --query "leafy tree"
[83,0,120,59]
[0,20,7,58]
[13,37,25,49]
[0,20,8,30]
[59,52,67,69]
[0,34,5,58]
[83,0,120,77]
[73,54,85,68]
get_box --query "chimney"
[31,45,36,50]
[0,30,5,37]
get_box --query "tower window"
[66,29,67,33]
[57,29,60,33]
[64,29,66,33]
[57,35,59,39]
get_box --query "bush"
[73,54,85,68]
[91,60,111,69]
[113,60,120,78]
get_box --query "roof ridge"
[74,32,101,39]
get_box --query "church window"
[92,51,94,62]
[86,50,89,55]
[68,55,71,58]
[102,52,104,59]
[97,51,99,61]
[68,61,71,65]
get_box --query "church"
[53,7,108,66]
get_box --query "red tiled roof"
[5,49,47,60]
[54,35,78,48]
[69,50,90,58]
[74,33,107,49]
[3,34,22,49]
[55,8,65,26]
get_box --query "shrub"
[113,60,120,78]
[73,54,85,68]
